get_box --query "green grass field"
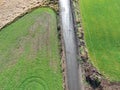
[0,8,63,89]
[79,0,120,81]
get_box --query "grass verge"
[0,8,63,89]
[79,0,120,82]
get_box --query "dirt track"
[59,0,82,90]
[0,0,47,29]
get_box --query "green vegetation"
[79,0,120,81]
[0,8,63,89]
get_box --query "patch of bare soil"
[0,0,43,29]
[0,0,58,29]
[73,0,120,90]
[0,0,3,5]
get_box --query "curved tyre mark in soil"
[18,76,49,90]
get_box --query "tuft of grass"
[0,8,63,89]
[79,0,120,81]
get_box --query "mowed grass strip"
[79,0,120,81]
[0,8,63,89]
